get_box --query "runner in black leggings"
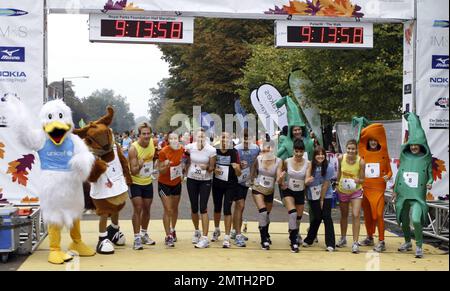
[184,129,217,248]
[211,132,241,248]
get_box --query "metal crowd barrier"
[384,192,449,243]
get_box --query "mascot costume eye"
[1,96,95,264]
[73,106,132,255]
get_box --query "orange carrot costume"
[358,122,392,241]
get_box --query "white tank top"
[286,158,308,191]
[255,155,281,191]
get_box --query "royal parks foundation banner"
[47,0,414,20]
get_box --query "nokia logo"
[0,71,26,77]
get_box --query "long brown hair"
[311,146,328,177]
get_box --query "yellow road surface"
[18,220,448,271]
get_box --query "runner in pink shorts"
[336,139,365,253]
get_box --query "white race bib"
[188,164,207,180]
[170,164,182,181]
[310,184,322,200]
[365,163,380,178]
[288,178,305,191]
[403,172,419,188]
[259,175,274,189]
[139,161,153,178]
[342,178,357,191]
[215,165,229,181]
[238,167,250,184]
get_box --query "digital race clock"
[89,14,194,44]
[275,20,373,49]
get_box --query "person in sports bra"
[251,138,283,250]
[279,139,309,253]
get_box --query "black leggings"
[304,199,335,248]
[187,178,211,214]
[212,184,236,216]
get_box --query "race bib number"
[238,167,250,184]
[259,175,274,189]
[139,161,153,178]
[288,178,305,191]
[310,184,322,200]
[106,164,121,183]
[403,172,419,188]
[215,165,229,181]
[170,164,182,181]
[341,178,357,191]
[365,163,380,178]
[188,164,207,180]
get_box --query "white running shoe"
[211,229,221,242]
[351,242,360,254]
[141,233,156,245]
[223,235,231,248]
[336,237,347,248]
[192,230,201,244]
[195,236,210,248]
[398,241,413,252]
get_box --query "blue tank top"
[38,137,74,171]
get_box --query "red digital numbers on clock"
[287,26,364,44]
[101,20,183,39]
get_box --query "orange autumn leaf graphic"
[283,1,309,15]
[11,170,29,186]
[6,154,35,187]
[267,0,364,18]
[432,157,446,181]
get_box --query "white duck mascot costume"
[1,96,96,264]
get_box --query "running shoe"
[170,229,177,242]
[211,229,221,242]
[192,230,201,244]
[290,243,299,253]
[235,234,246,247]
[398,241,413,252]
[133,236,143,250]
[195,236,210,248]
[141,233,156,245]
[165,235,175,247]
[336,237,347,248]
[415,246,423,258]
[359,236,374,246]
[351,242,360,254]
[373,241,386,253]
[223,235,231,248]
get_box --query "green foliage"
[159,18,273,117]
[148,78,169,129]
[82,89,135,133]
[237,24,403,123]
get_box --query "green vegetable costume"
[275,95,314,161]
[394,112,433,248]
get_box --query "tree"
[82,89,135,133]
[148,78,169,128]
[155,99,177,133]
[48,81,88,127]
[159,18,273,117]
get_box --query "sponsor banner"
[256,84,288,131]
[250,89,277,137]
[415,0,449,199]
[288,69,323,145]
[0,1,44,203]
[47,0,414,20]
[402,20,415,143]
